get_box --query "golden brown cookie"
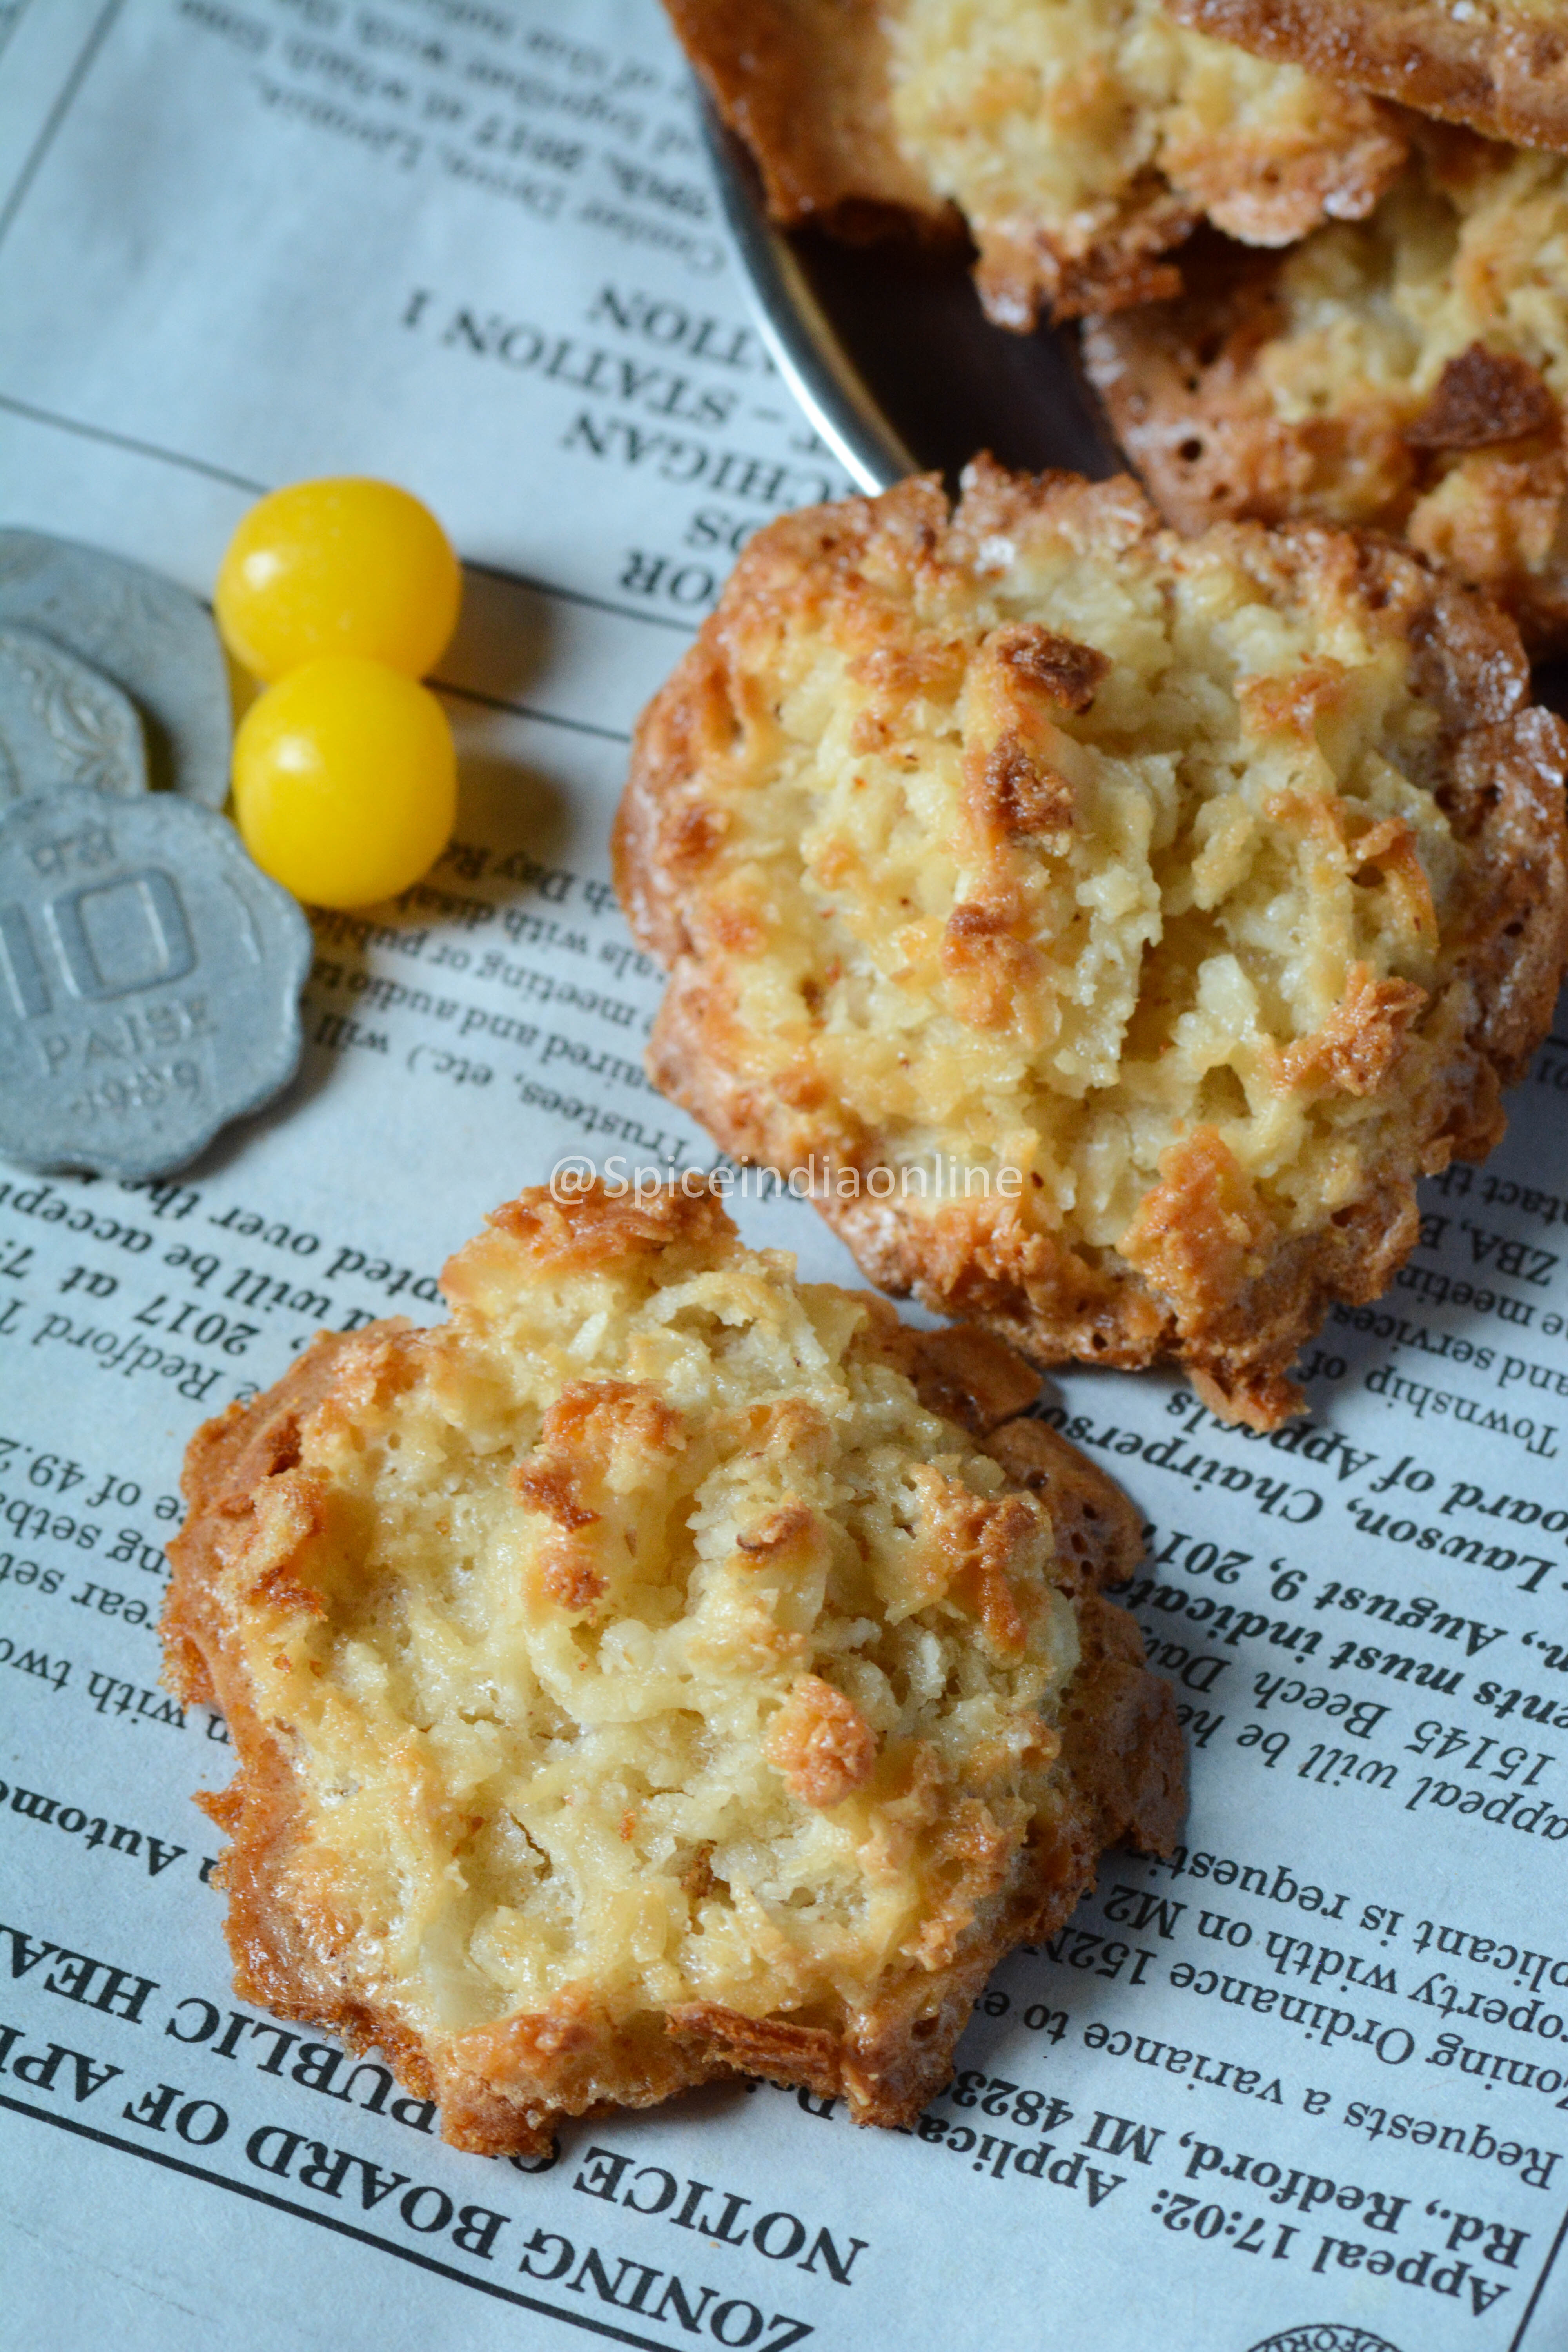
[667,0,1407,326]
[162,1181,1181,2156]
[1165,0,1568,158]
[615,463,1568,1429]
[1083,122,1568,652]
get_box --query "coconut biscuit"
[666,0,1406,326]
[615,463,1568,1430]
[163,1181,1182,2156]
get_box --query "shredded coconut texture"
[163,1183,1182,2154]
[616,464,1568,1429]
[885,0,1406,323]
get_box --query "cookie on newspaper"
[1083,123,1568,651]
[1165,0,1568,159]
[667,0,1406,326]
[615,464,1568,1430]
[162,1181,1182,2156]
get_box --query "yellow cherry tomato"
[216,477,461,681]
[232,655,456,907]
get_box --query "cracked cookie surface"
[616,464,1568,1428]
[163,1181,1181,2154]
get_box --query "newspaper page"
[2,5,1568,2349]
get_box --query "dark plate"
[701,101,1119,494]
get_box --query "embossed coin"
[0,625,147,800]
[0,532,230,806]
[0,786,312,1179]
[1245,2329,1404,2352]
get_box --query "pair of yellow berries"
[220,479,461,908]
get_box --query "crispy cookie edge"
[661,0,953,234]
[160,1334,459,2121]
[1164,0,1568,156]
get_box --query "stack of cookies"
[673,0,1568,653]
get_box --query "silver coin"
[0,786,312,1180]
[0,532,230,808]
[0,625,148,801]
